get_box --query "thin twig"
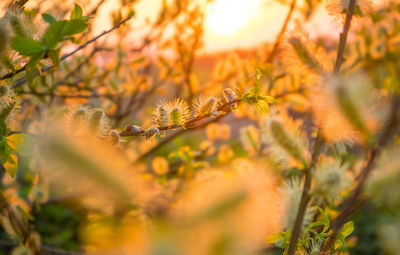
[87,0,106,17]
[120,99,240,137]
[129,89,298,162]
[266,0,296,63]
[134,114,227,163]
[287,0,356,252]
[287,130,323,255]
[20,91,116,99]
[10,15,133,89]
[333,0,356,74]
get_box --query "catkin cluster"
[0,85,20,125]
[123,89,238,139]
[64,105,121,145]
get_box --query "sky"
[3,0,379,53]
[91,0,342,53]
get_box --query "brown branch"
[287,0,356,252]
[20,91,116,99]
[287,130,323,255]
[120,99,239,137]
[322,95,400,252]
[10,15,133,89]
[333,0,356,74]
[127,89,298,162]
[87,0,106,17]
[266,0,297,63]
[134,114,228,163]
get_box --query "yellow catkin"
[194,96,218,117]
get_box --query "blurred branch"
[322,94,400,251]
[20,91,116,99]
[9,15,133,88]
[87,0,106,17]
[288,0,357,252]
[333,0,356,74]
[53,46,109,87]
[287,130,323,255]
[265,0,297,63]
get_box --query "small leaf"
[25,51,45,84]
[0,118,8,136]
[266,232,283,243]
[63,20,88,36]
[353,4,364,17]
[339,221,354,238]
[43,20,68,48]
[4,153,18,177]
[49,49,61,67]
[10,36,44,56]
[255,100,269,113]
[315,206,330,233]
[7,133,34,156]
[70,3,83,20]
[265,96,277,103]
[42,13,56,24]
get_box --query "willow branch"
[134,114,228,163]
[9,15,133,89]
[287,1,356,252]
[120,99,240,137]
[287,130,323,255]
[20,91,116,99]
[333,0,356,74]
[266,0,297,63]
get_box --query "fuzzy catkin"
[194,96,217,117]
[269,120,306,165]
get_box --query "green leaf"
[70,3,83,20]
[265,96,277,103]
[10,36,44,56]
[266,232,283,244]
[6,133,34,156]
[63,20,88,36]
[25,51,45,84]
[317,206,330,233]
[255,100,269,113]
[0,117,8,136]
[339,221,354,238]
[4,153,18,177]
[43,20,68,48]
[43,19,88,49]
[42,13,56,24]
[0,136,10,163]
[354,4,363,17]
[49,49,61,67]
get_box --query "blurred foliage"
[0,0,400,254]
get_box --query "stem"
[287,131,323,255]
[333,0,356,74]
[266,0,297,63]
[287,0,356,252]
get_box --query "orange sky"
[4,0,384,53]
[91,0,342,53]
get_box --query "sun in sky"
[205,0,262,36]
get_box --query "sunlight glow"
[205,0,262,36]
